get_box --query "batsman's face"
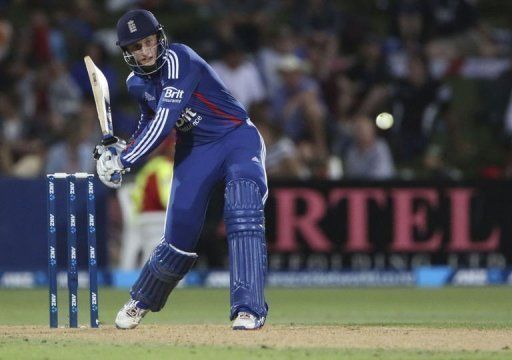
[127,35,158,66]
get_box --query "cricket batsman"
[95,9,268,330]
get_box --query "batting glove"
[96,149,125,189]
[93,136,127,160]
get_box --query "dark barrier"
[0,177,108,271]
[262,180,512,270]
[1,178,511,272]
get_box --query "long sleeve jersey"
[120,43,248,168]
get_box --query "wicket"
[47,172,99,328]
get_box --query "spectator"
[420,144,461,179]
[254,106,311,179]
[428,0,478,38]
[501,142,512,179]
[70,42,119,101]
[306,30,345,91]
[288,0,343,35]
[48,60,82,118]
[119,137,174,270]
[344,115,395,179]
[29,10,52,65]
[0,10,12,62]
[0,2,511,181]
[0,93,24,149]
[271,54,328,167]
[207,1,274,53]
[386,1,430,79]
[45,117,95,174]
[500,67,512,137]
[257,25,300,98]
[0,139,11,174]
[426,0,498,60]
[0,93,43,176]
[211,41,266,112]
[346,35,391,116]
[390,52,452,163]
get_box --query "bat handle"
[93,136,118,160]
[101,135,118,146]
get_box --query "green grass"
[1,287,511,328]
[1,340,510,360]
[0,287,511,359]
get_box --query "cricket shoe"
[232,311,266,330]
[115,299,149,329]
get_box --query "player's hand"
[93,136,127,160]
[96,149,125,189]
[98,169,123,189]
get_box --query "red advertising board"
[257,181,511,270]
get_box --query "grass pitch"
[0,287,511,359]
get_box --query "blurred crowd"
[2,0,512,180]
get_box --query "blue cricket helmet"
[116,9,168,76]
[116,9,161,47]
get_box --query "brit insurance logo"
[162,86,184,104]
[176,107,202,132]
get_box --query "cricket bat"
[84,56,126,180]
[84,55,115,141]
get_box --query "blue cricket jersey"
[120,43,248,167]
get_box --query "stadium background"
[2,0,512,287]
[1,1,512,359]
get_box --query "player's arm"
[93,106,152,161]
[129,101,155,141]
[120,46,200,168]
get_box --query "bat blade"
[84,55,114,138]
